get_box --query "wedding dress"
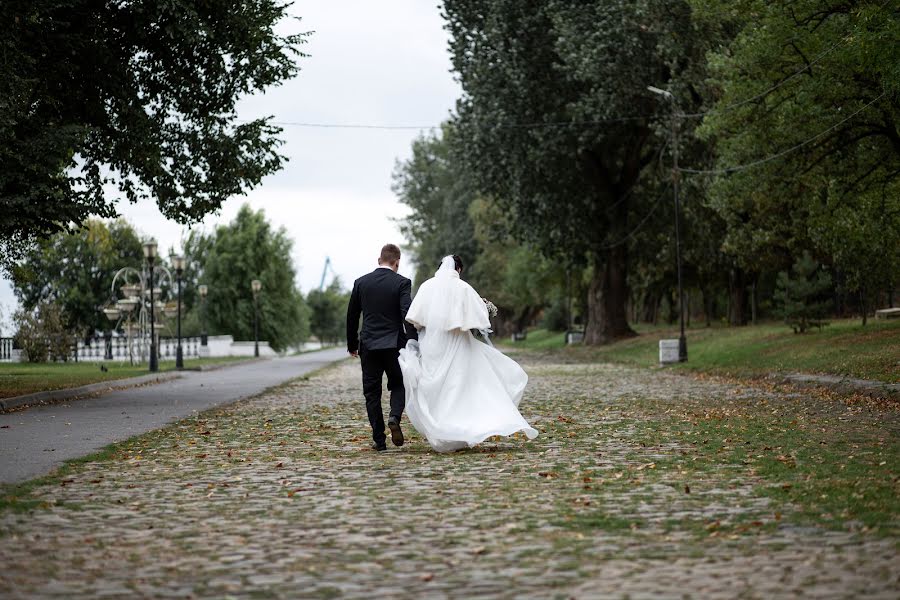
[398,256,538,452]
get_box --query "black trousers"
[359,345,405,445]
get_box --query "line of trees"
[394,0,899,341]
[8,205,355,355]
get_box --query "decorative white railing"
[0,337,13,361]
[1,334,274,363]
[71,336,203,362]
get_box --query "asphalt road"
[0,348,348,485]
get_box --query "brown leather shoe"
[388,417,404,447]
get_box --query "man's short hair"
[379,244,401,265]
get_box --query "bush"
[774,252,832,333]
[540,297,569,332]
[14,302,73,362]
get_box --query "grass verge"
[501,319,900,382]
[0,356,256,399]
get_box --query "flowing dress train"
[398,257,538,452]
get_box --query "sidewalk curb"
[0,372,183,413]
[774,372,899,399]
[193,357,270,372]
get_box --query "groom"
[346,244,417,451]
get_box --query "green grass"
[656,405,899,535]
[502,318,900,382]
[0,355,256,399]
[0,442,125,513]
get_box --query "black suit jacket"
[346,268,417,353]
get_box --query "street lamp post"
[143,238,159,372]
[198,284,208,347]
[648,85,688,362]
[251,279,262,357]
[172,255,186,369]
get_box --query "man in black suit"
[346,244,417,451]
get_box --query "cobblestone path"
[1,353,897,599]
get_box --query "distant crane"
[319,256,336,290]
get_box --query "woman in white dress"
[398,255,538,452]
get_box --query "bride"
[398,255,538,452]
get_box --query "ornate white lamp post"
[102,245,174,366]
[251,279,262,358]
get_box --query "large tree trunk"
[702,285,716,327]
[860,289,868,326]
[666,289,677,325]
[584,244,637,345]
[750,278,758,325]
[640,290,659,323]
[729,268,748,326]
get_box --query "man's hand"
[349,350,359,358]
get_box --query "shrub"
[14,302,73,362]
[774,252,832,333]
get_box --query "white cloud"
[0,0,458,328]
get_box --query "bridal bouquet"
[482,298,498,318]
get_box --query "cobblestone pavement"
[0,353,897,599]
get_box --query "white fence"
[0,335,275,363]
[0,338,13,362]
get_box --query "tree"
[774,252,833,333]
[393,125,481,289]
[394,126,567,335]
[14,301,71,362]
[307,279,349,345]
[194,204,308,351]
[442,0,712,344]
[1,0,308,270]
[693,0,900,321]
[11,219,143,340]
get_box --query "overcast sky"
[0,0,460,334]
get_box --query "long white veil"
[405,255,491,334]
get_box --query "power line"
[678,92,885,175]
[600,182,672,249]
[265,2,891,131]
[680,0,893,120]
[266,114,650,131]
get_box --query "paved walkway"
[0,351,896,598]
[0,348,346,484]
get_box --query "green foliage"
[1,0,308,270]
[11,219,143,339]
[13,301,71,363]
[393,125,481,288]
[442,0,717,343]
[307,279,349,345]
[192,204,309,351]
[774,252,833,333]
[394,128,569,334]
[693,0,900,302]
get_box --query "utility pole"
[648,85,688,362]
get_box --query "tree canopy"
[11,219,143,340]
[694,0,899,314]
[190,205,309,351]
[442,0,712,343]
[1,0,308,269]
[307,279,350,345]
